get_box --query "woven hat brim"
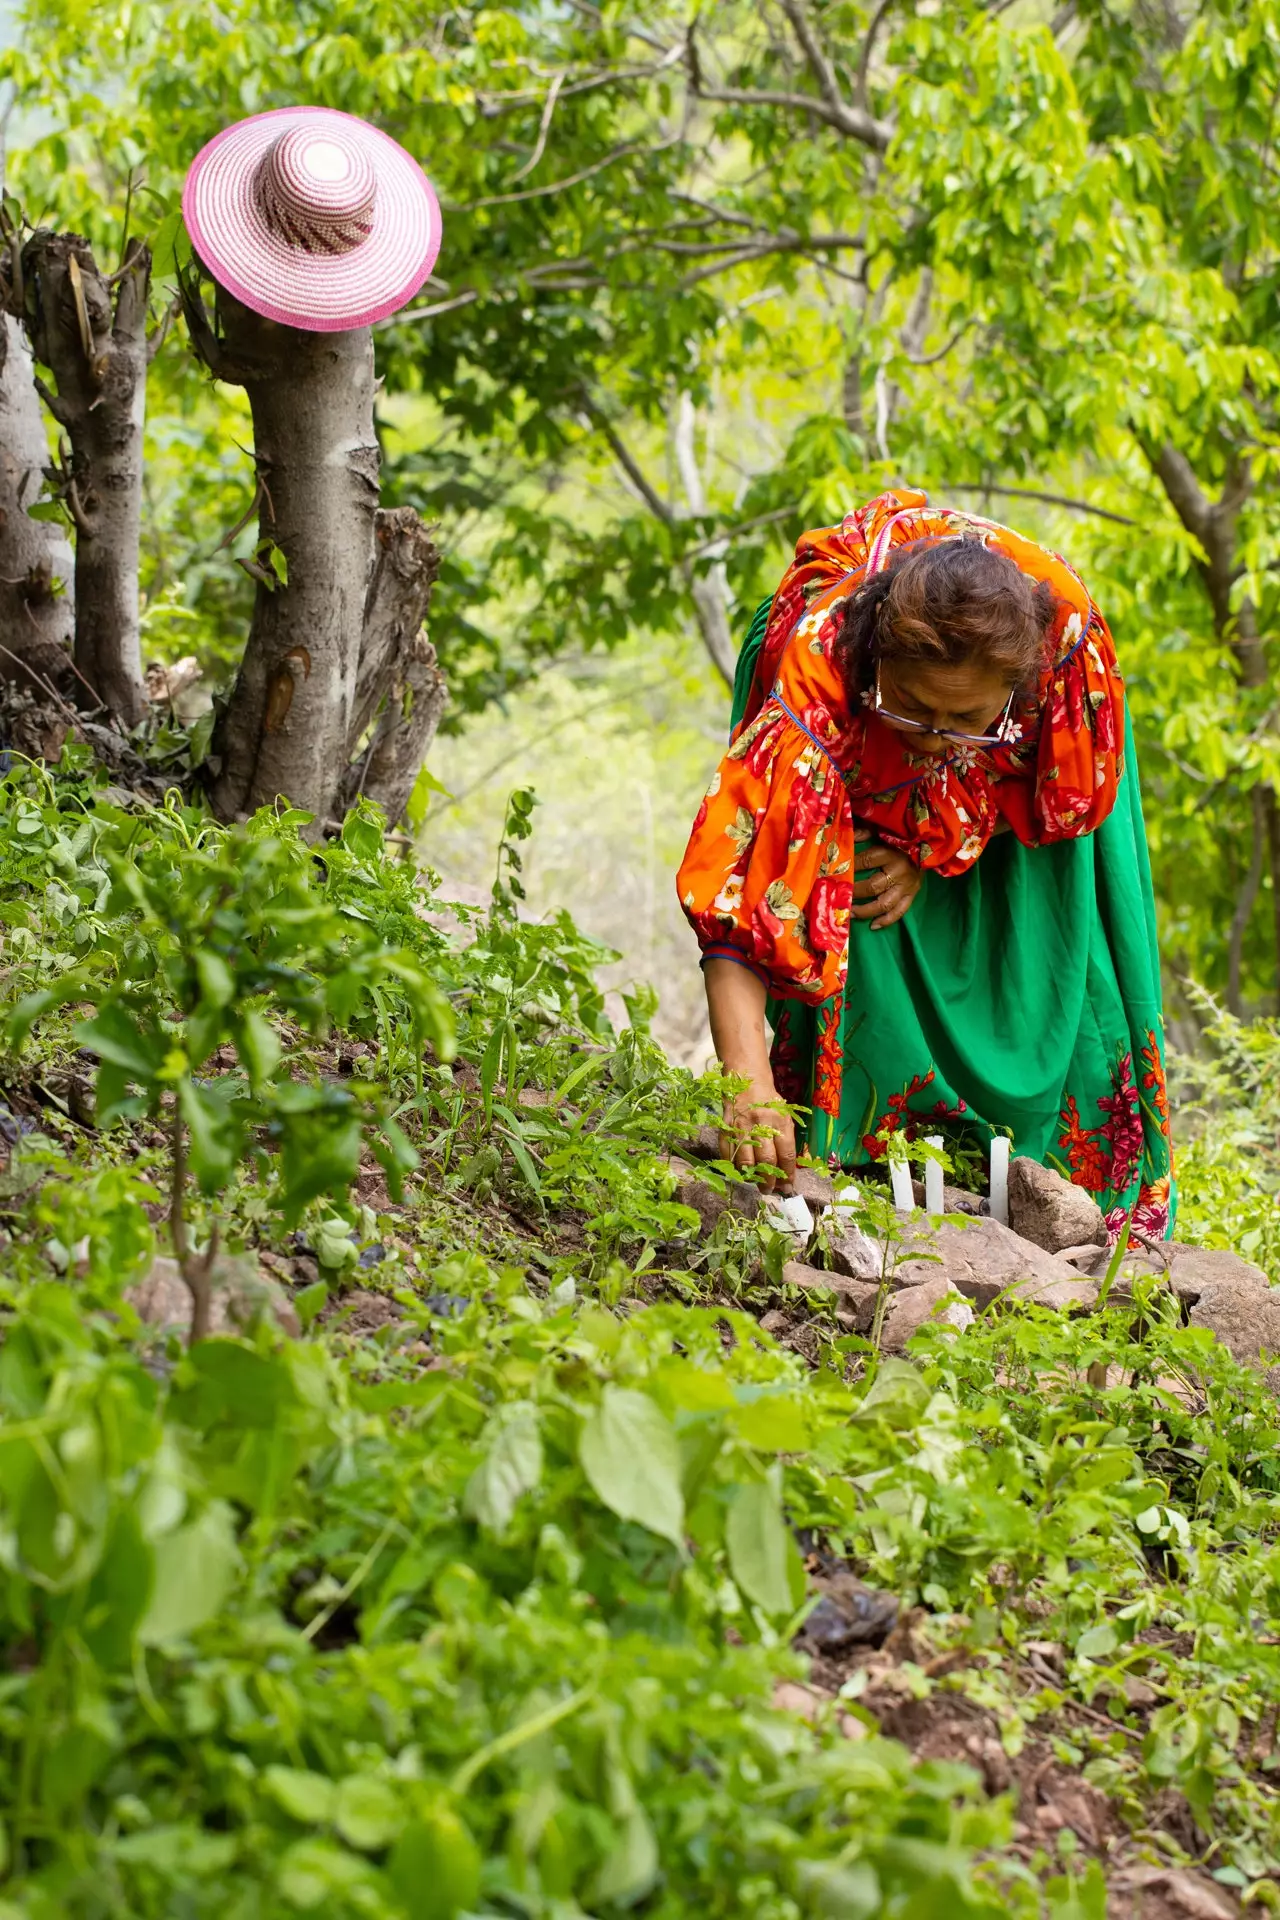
[183,106,442,333]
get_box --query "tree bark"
[195,294,381,820]
[1145,443,1280,994]
[186,291,444,827]
[0,312,74,689]
[21,234,149,725]
[337,505,446,822]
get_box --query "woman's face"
[876,656,1015,754]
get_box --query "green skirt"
[732,604,1175,1236]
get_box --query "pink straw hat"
[182,105,442,333]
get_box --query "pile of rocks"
[670,1138,1280,1382]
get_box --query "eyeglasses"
[872,669,1017,748]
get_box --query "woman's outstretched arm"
[703,958,797,1191]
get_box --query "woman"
[677,487,1173,1237]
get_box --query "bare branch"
[946,483,1137,527]
[856,0,899,114]
[448,136,667,212]
[900,323,971,367]
[688,79,891,150]
[1148,442,1213,547]
[510,70,564,182]
[383,288,480,328]
[579,392,673,523]
[32,371,72,428]
[777,0,858,122]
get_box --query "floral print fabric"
[677,488,1126,1002]
[679,488,1173,1237]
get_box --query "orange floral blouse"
[677,489,1126,1004]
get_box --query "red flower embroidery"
[787,767,833,844]
[1037,783,1092,837]
[1140,1027,1169,1129]
[810,877,853,953]
[813,994,844,1117]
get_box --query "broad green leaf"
[139,1501,237,1645]
[334,1775,403,1851]
[726,1476,792,1615]
[1075,1622,1119,1661]
[579,1386,685,1547]
[588,1805,659,1907]
[464,1400,543,1534]
[388,1807,482,1919]
[263,1766,337,1825]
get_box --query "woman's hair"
[835,533,1056,701]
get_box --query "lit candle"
[889,1144,914,1213]
[989,1135,1010,1225]
[924,1136,944,1215]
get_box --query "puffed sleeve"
[676,702,856,1003]
[998,604,1126,845]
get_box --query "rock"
[789,1165,837,1209]
[1007,1156,1107,1254]
[1188,1277,1280,1391]
[827,1220,886,1282]
[910,1178,986,1216]
[881,1275,975,1350]
[673,1124,724,1162]
[1027,1276,1101,1312]
[1058,1242,1108,1275]
[796,1581,899,1652]
[674,1168,762,1235]
[125,1254,301,1339]
[781,1260,881,1329]
[1162,1243,1268,1306]
[890,1214,1090,1308]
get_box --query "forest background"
[6,0,1280,1067]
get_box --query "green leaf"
[334,1775,403,1851]
[464,1400,543,1534]
[263,1766,337,1825]
[293,1279,329,1329]
[1075,1622,1119,1661]
[726,1476,792,1615]
[76,1003,165,1080]
[579,1386,685,1547]
[149,206,194,279]
[588,1805,659,1907]
[405,762,451,832]
[179,1077,237,1190]
[113,1825,236,1877]
[238,1008,282,1084]
[388,1807,482,1919]
[139,1501,238,1645]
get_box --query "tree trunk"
[185,291,444,828]
[21,234,149,725]
[198,295,379,819]
[1145,444,1280,996]
[0,312,75,689]
[337,506,446,822]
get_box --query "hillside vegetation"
[0,754,1278,1918]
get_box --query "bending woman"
[677,488,1173,1237]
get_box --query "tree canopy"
[6,0,1280,995]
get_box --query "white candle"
[889,1145,914,1213]
[989,1136,1010,1225]
[924,1136,945,1215]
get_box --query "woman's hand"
[720,1077,797,1191]
[853,840,922,929]
[703,957,797,1192]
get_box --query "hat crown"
[254,125,377,256]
